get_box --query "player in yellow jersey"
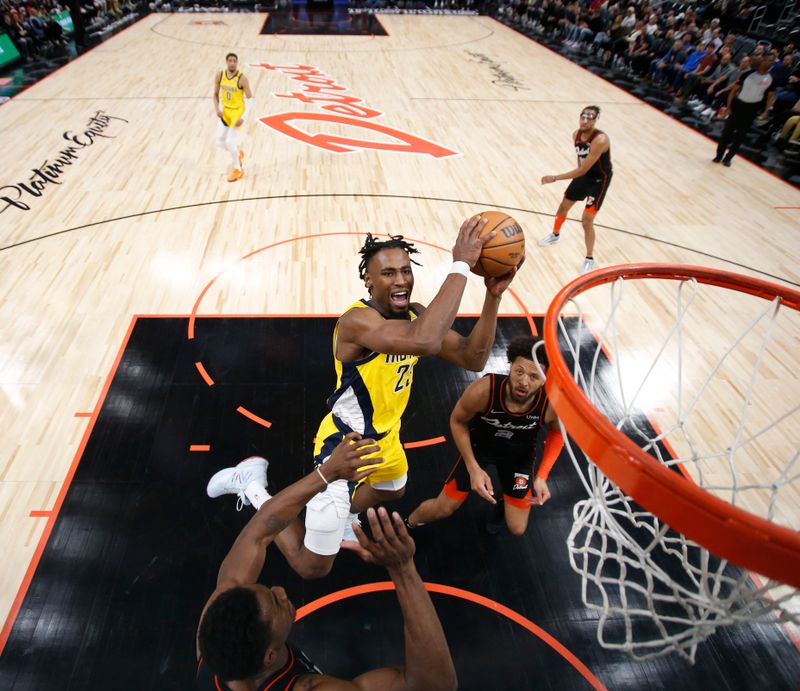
[207,214,524,579]
[213,53,253,183]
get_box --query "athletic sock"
[553,214,566,234]
[245,481,272,510]
[227,140,241,170]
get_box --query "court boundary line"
[0,314,138,655]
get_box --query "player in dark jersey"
[196,433,457,691]
[538,105,613,275]
[405,336,564,536]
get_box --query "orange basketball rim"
[542,263,800,588]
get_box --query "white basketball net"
[541,274,800,663]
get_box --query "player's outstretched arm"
[436,255,522,371]
[214,433,381,590]
[337,215,494,358]
[296,508,457,691]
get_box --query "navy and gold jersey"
[325,299,419,438]
[574,129,612,180]
[313,299,419,484]
[196,643,321,690]
[470,374,548,462]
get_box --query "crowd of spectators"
[2,0,70,59]
[496,0,800,161]
[2,0,138,61]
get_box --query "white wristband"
[316,465,329,485]
[449,261,470,278]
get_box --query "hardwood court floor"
[0,11,798,688]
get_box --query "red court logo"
[254,63,460,158]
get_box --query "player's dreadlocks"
[358,234,422,280]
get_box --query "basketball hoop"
[540,264,800,662]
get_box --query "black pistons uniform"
[564,129,612,213]
[197,643,321,690]
[444,374,549,507]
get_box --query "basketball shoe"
[538,232,561,246]
[207,456,268,511]
[580,258,596,274]
[227,168,244,182]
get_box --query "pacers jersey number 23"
[325,299,419,438]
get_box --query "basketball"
[470,211,525,278]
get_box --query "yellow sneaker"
[227,168,244,182]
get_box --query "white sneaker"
[701,107,714,118]
[538,232,561,247]
[342,514,361,543]
[206,456,268,510]
[580,258,596,274]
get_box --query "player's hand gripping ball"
[471,211,525,277]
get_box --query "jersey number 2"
[394,364,412,393]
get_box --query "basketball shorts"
[221,106,244,128]
[443,452,534,509]
[565,173,612,213]
[313,414,409,487]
